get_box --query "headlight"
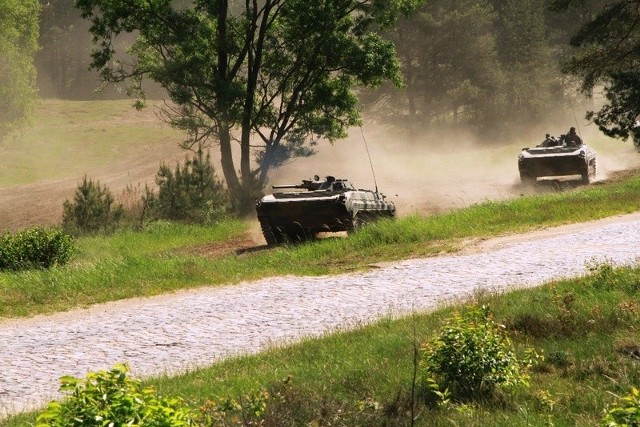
[579,150,585,158]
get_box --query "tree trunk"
[219,123,240,195]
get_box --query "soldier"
[541,133,558,147]
[564,127,582,146]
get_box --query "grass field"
[0,99,183,187]
[3,263,639,426]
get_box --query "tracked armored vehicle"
[518,138,596,185]
[256,175,395,245]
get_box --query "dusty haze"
[1,110,639,231]
[268,119,640,217]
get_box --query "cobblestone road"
[1,214,639,418]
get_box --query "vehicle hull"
[518,144,596,184]
[256,196,354,234]
[255,178,395,245]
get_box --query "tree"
[552,0,640,147]
[418,0,504,130]
[493,0,559,126]
[366,0,504,135]
[37,0,94,98]
[154,148,228,223]
[74,0,420,213]
[0,0,40,140]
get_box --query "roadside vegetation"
[1,171,640,319]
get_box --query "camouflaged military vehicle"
[256,175,396,245]
[518,135,596,185]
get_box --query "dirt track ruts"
[1,213,639,419]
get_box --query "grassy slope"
[1,173,640,318]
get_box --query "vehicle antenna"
[360,126,379,194]
[566,87,583,139]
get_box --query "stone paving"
[1,214,639,418]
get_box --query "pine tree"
[154,149,228,223]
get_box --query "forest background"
[27,0,608,142]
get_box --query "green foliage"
[420,306,540,400]
[369,0,572,138]
[198,389,269,426]
[382,0,505,131]
[35,364,194,427]
[152,149,229,224]
[494,0,557,124]
[0,227,74,271]
[559,1,640,148]
[602,387,640,427]
[0,0,40,139]
[62,175,124,235]
[75,0,420,210]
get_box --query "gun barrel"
[272,184,304,189]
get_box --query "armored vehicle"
[256,175,396,245]
[518,137,596,185]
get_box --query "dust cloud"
[2,109,639,232]
[267,119,640,217]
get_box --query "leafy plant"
[198,389,269,426]
[420,305,540,400]
[602,387,640,427]
[62,175,124,235]
[0,227,73,271]
[35,364,194,427]
[152,149,228,224]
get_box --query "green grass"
[4,264,638,426]
[1,173,640,318]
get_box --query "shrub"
[602,387,640,427]
[62,176,124,235]
[420,305,540,401]
[152,149,228,224]
[35,364,194,427]
[0,227,74,271]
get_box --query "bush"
[0,227,74,271]
[35,364,194,427]
[602,387,640,427]
[420,306,540,401]
[152,149,228,224]
[62,176,124,235]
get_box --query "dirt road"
[0,212,639,419]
